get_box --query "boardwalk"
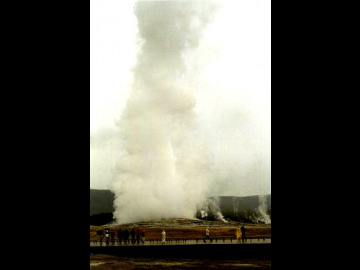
[90,237,271,247]
[90,242,271,260]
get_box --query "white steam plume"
[258,195,271,224]
[111,0,219,224]
[198,197,227,223]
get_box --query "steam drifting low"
[111,0,220,224]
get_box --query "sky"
[90,0,271,197]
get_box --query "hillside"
[90,189,114,215]
[218,195,271,213]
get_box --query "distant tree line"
[90,212,114,226]
[90,189,115,216]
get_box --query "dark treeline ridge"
[90,189,115,215]
[90,213,114,226]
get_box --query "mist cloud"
[108,0,220,223]
[90,0,271,223]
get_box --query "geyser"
[111,0,219,224]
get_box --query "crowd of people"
[96,228,147,246]
[95,226,247,246]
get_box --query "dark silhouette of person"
[117,229,122,245]
[130,229,136,244]
[161,229,166,245]
[241,226,246,242]
[204,227,210,243]
[110,231,115,245]
[105,228,110,245]
[136,229,141,245]
[97,230,104,246]
[141,230,145,244]
[123,229,130,244]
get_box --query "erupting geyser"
[111,0,219,224]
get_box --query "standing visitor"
[136,228,141,245]
[110,230,115,245]
[204,227,210,243]
[105,228,110,246]
[117,229,122,245]
[123,229,130,244]
[141,229,146,244]
[241,225,246,242]
[236,226,241,240]
[97,230,104,246]
[131,228,136,244]
[161,229,166,245]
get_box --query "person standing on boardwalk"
[105,228,110,246]
[241,225,246,242]
[136,228,141,245]
[117,229,122,245]
[131,228,136,244]
[236,226,241,240]
[204,227,210,243]
[141,229,146,244]
[161,229,166,245]
[123,229,130,244]
[97,230,104,246]
[110,230,116,245]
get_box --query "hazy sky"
[90,0,271,197]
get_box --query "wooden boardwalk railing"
[90,236,271,245]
